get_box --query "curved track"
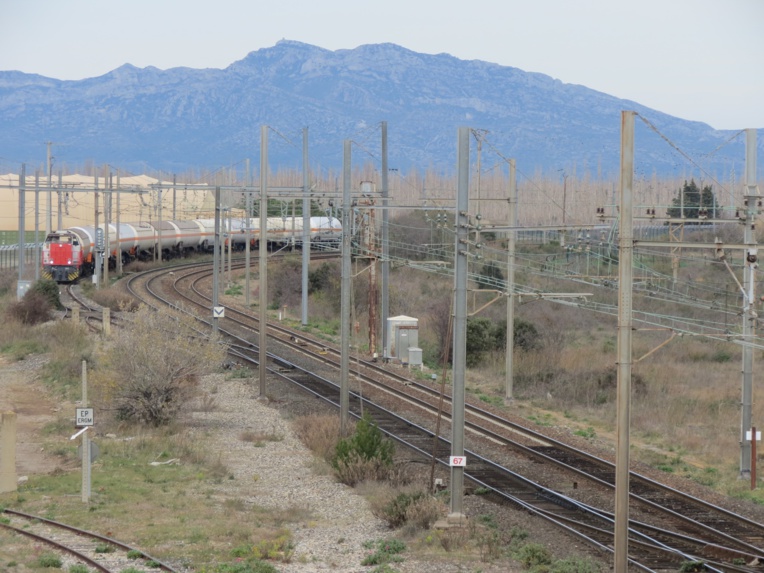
[1,509,180,573]
[119,261,764,572]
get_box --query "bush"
[68,565,89,573]
[332,413,394,485]
[37,553,63,568]
[31,278,64,310]
[5,290,54,325]
[361,539,406,566]
[514,542,552,569]
[380,491,426,528]
[92,305,228,426]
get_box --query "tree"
[478,261,504,289]
[667,179,717,219]
[94,305,228,426]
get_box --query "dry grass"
[291,413,343,462]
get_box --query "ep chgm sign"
[75,408,94,427]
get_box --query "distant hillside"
[0,40,757,178]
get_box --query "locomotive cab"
[42,231,85,282]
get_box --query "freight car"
[42,216,342,282]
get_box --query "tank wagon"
[42,216,342,282]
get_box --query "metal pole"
[614,110,635,573]
[301,127,310,326]
[449,126,470,524]
[740,128,758,476]
[340,140,352,434]
[381,122,390,358]
[259,125,268,397]
[505,159,517,401]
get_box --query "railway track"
[117,261,764,572]
[0,509,180,573]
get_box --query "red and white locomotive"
[42,216,342,282]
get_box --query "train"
[42,216,343,282]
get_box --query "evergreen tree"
[667,179,717,219]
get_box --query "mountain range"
[0,40,758,179]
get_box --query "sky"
[3,0,763,130]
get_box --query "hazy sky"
[3,0,763,130]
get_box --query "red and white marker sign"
[449,456,467,467]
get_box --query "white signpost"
[74,407,94,502]
[449,456,467,467]
[75,408,94,427]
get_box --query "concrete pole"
[449,126,470,524]
[158,188,163,264]
[57,170,63,231]
[46,141,52,235]
[0,412,17,493]
[18,164,25,282]
[94,175,100,288]
[245,190,251,307]
[381,122,390,358]
[116,172,122,275]
[34,172,40,281]
[259,125,268,397]
[81,360,90,502]
[104,174,110,286]
[504,159,517,401]
[614,110,635,573]
[740,128,758,476]
[301,127,310,326]
[245,158,252,305]
[172,174,177,220]
[212,187,221,335]
[340,140,352,435]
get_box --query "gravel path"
[190,372,392,573]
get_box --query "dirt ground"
[0,354,61,480]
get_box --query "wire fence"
[0,244,41,271]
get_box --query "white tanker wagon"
[42,215,342,282]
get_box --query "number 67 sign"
[449,456,467,467]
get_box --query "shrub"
[5,290,54,325]
[89,287,140,312]
[403,493,444,529]
[332,413,394,485]
[379,491,426,528]
[361,539,406,566]
[514,542,552,569]
[30,278,64,310]
[68,565,89,573]
[92,305,228,426]
[213,561,278,573]
[37,553,63,568]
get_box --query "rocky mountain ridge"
[0,40,755,179]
